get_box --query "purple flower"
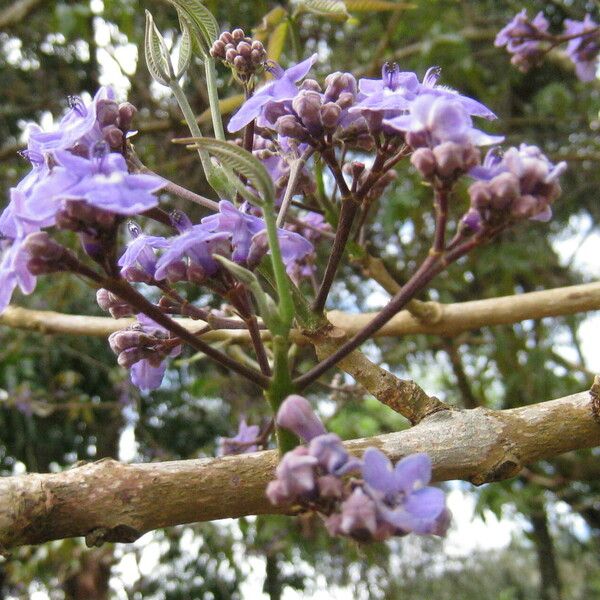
[0,235,36,313]
[201,200,265,264]
[495,10,550,72]
[564,15,600,82]
[362,448,446,535]
[218,419,261,456]
[154,225,231,282]
[118,222,169,282]
[308,433,361,476]
[43,145,164,216]
[251,227,314,276]
[276,394,327,441]
[227,54,318,132]
[29,87,115,154]
[352,63,495,121]
[265,446,319,504]
[384,94,503,148]
[336,488,378,538]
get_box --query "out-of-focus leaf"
[197,94,245,124]
[253,5,288,41]
[344,0,415,11]
[267,20,289,62]
[295,0,349,21]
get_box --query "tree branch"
[2,281,600,340]
[1,389,598,550]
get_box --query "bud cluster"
[96,288,135,318]
[108,320,173,369]
[266,395,449,543]
[210,29,267,80]
[411,143,481,181]
[267,72,367,145]
[464,145,566,232]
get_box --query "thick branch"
[1,390,599,550]
[2,281,600,340]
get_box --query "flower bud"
[410,147,436,178]
[187,262,207,284]
[232,28,244,41]
[277,394,327,442]
[23,232,64,260]
[300,79,322,92]
[276,115,309,141]
[102,125,124,149]
[320,102,341,129]
[96,99,120,127]
[432,141,464,179]
[292,90,323,133]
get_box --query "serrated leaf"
[176,16,193,77]
[144,10,171,86]
[344,0,415,11]
[296,0,349,20]
[166,0,218,56]
[267,20,289,62]
[197,93,245,124]
[176,138,275,205]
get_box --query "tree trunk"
[530,506,562,600]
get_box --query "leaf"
[176,137,275,206]
[296,0,349,20]
[253,6,288,42]
[176,15,193,77]
[144,10,171,86]
[344,0,415,11]
[166,0,219,56]
[197,94,245,124]
[267,20,289,62]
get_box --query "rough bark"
[1,389,598,550]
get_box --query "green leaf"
[176,16,193,77]
[144,10,172,86]
[267,20,289,61]
[296,0,349,20]
[166,0,219,56]
[344,0,415,11]
[178,138,275,206]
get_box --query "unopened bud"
[410,147,436,178]
[23,232,64,260]
[102,124,124,149]
[96,99,120,127]
[187,262,207,284]
[232,28,244,41]
[118,102,137,131]
[320,102,341,129]
[276,115,309,140]
[432,142,464,179]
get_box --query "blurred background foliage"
[1,0,599,598]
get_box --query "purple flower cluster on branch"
[0,87,164,311]
[266,395,449,542]
[496,10,599,81]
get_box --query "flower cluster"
[463,145,567,232]
[266,395,449,542]
[218,419,261,456]
[496,10,599,81]
[0,88,164,312]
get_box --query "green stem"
[203,55,226,141]
[263,208,294,333]
[168,79,213,176]
[266,335,298,454]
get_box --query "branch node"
[85,525,142,548]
